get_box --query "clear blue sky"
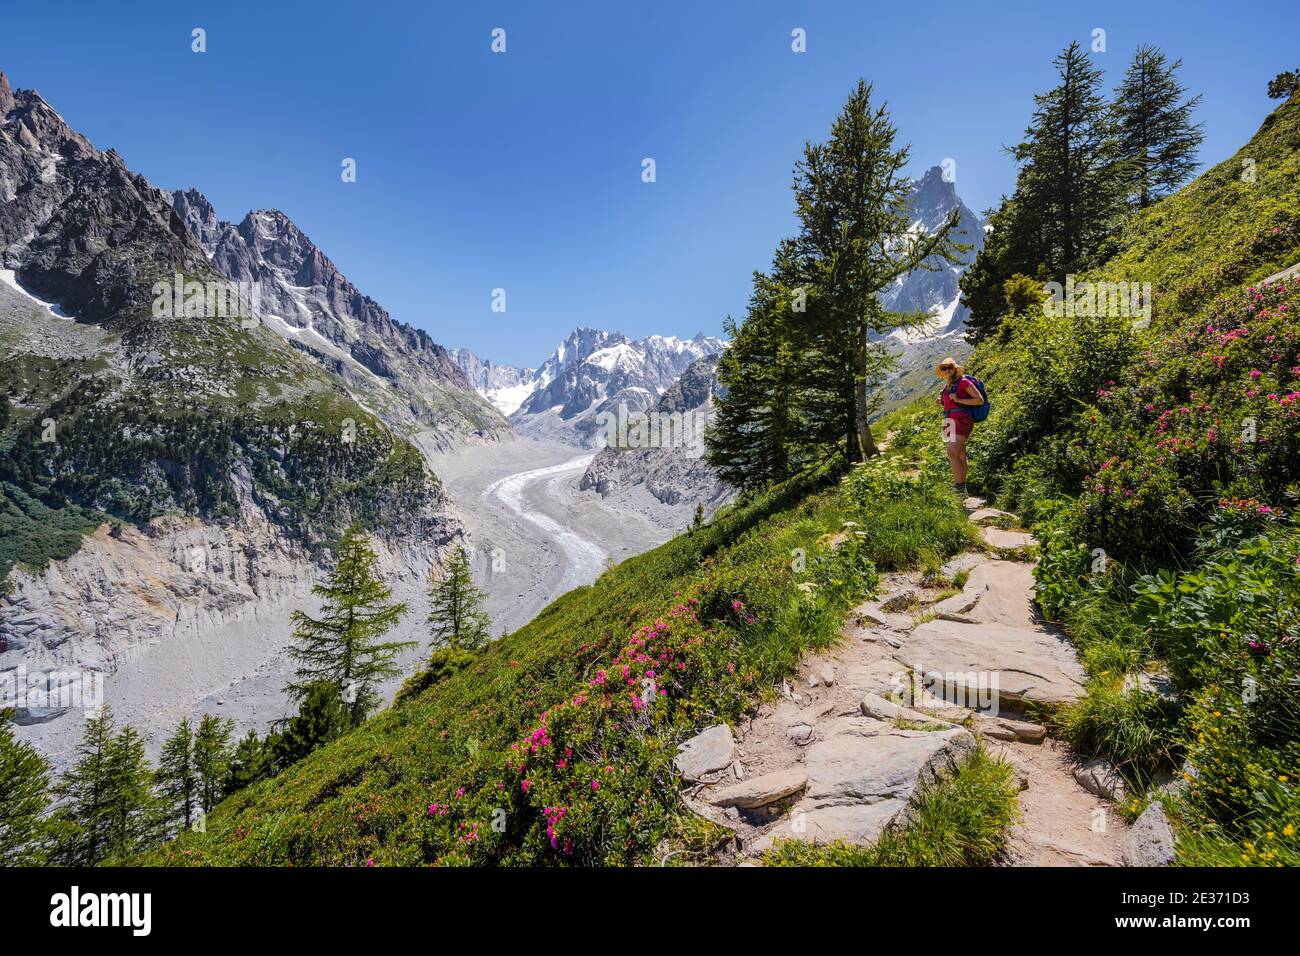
[1,0,1292,366]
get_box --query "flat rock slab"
[752,800,905,851]
[940,552,986,578]
[974,714,1047,743]
[963,496,989,511]
[982,526,1037,549]
[708,769,808,809]
[960,560,1038,628]
[840,658,913,700]
[802,718,975,807]
[969,507,1018,525]
[897,618,1086,708]
[674,723,735,780]
[929,586,986,623]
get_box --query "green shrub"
[1038,506,1300,859]
[394,647,478,707]
[1053,679,1179,783]
[843,457,977,569]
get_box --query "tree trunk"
[853,332,879,459]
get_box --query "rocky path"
[680,497,1128,866]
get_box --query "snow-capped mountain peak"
[456,328,726,445]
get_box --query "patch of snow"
[485,380,538,416]
[0,269,75,320]
[586,343,643,373]
[889,295,960,344]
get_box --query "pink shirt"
[940,376,978,417]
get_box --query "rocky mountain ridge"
[170,188,506,447]
[579,352,732,518]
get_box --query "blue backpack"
[950,374,991,423]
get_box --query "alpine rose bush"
[1066,277,1300,561]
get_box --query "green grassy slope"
[1093,93,1300,324]
[140,455,977,866]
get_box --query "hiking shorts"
[946,411,974,438]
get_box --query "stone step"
[895,618,1086,708]
[707,769,808,810]
[748,719,976,853]
[982,526,1037,549]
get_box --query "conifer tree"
[0,708,51,865]
[155,716,197,832]
[1112,45,1203,208]
[101,724,158,858]
[273,682,351,769]
[193,714,234,814]
[49,706,116,865]
[1267,70,1299,100]
[709,83,962,478]
[707,279,803,488]
[791,80,963,461]
[285,523,412,725]
[226,729,274,794]
[963,42,1131,339]
[960,198,1051,343]
[427,544,492,651]
[1009,41,1127,275]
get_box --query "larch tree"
[792,80,963,461]
[155,716,198,832]
[285,522,412,727]
[427,544,492,651]
[193,714,234,814]
[1112,44,1203,209]
[0,707,51,865]
[1008,42,1127,276]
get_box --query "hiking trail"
[681,497,1129,866]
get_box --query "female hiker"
[937,357,983,494]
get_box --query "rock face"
[579,353,732,515]
[170,188,506,447]
[500,327,725,447]
[674,724,736,781]
[1123,802,1177,866]
[877,165,986,337]
[871,166,986,417]
[0,72,208,325]
[450,348,535,415]
[2,517,307,670]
